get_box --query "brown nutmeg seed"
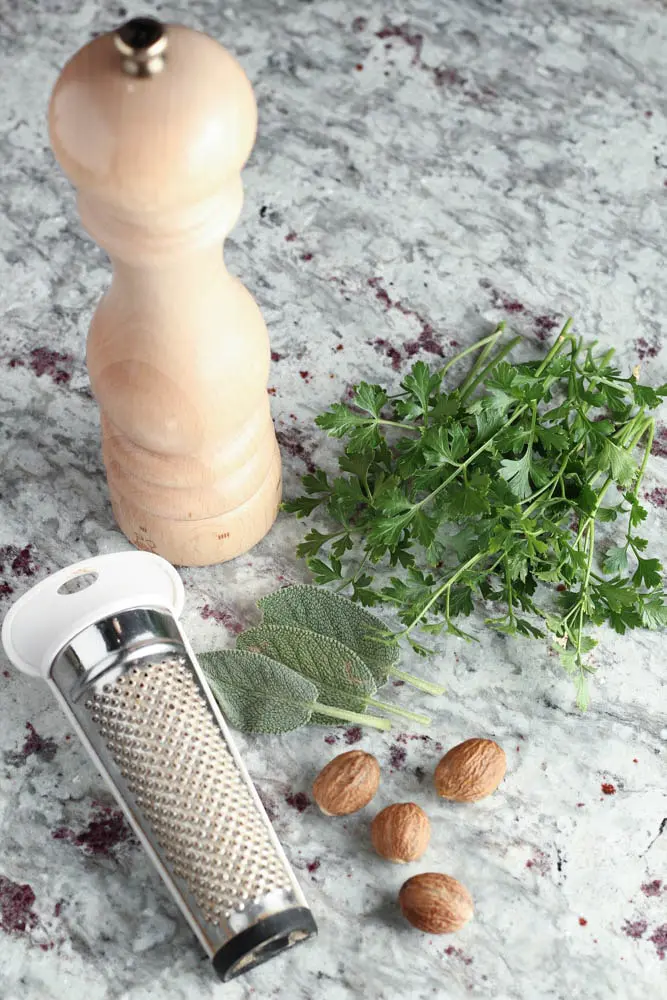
[370,802,430,863]
[399,872,473,934]
[434,738,506,803]
[312,750,380,816]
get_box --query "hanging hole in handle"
[57,571,99,595]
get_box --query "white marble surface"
[1,1,667,998]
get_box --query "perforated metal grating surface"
[84,657,291,925]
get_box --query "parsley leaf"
[287,324,665,707]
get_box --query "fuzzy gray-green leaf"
[237,623,376,725]
[257,584,399,683]
[199,649,317,734]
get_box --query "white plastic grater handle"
[1,551,185,678]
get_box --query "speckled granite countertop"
[1,1,666,998]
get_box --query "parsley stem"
[459,336,522,403]
[400,553,485,634]
[504,556,516,627]
[333,553,370,593]
[377,418,421,431]
[439,325,506,379]
[522,456,570,513]
[634,419,655,492]
[457,324,505,396]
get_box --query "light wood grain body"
[49,25,281,565]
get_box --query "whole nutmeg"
[434,738,506,803]
[312,750,380,816]
[399,872,473,934]
[370,802,430,863]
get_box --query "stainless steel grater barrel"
[1,551,316,981]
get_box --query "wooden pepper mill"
[49,17,282,566]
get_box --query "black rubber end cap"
[212,907,317,982]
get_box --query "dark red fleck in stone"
[501,299,525,313]
[5,722,57,767]
[645,110,654,118]
[556,583,567,592]
[376,23,423,64]
[623,918,647,939]
[271,351,284,362]
[651,425,667,458]
[525,850,550,876]
[368,277,392,309]
[367,277,448,362]
[307,859,321,874]
[534,315,560,340]
[0,582,14,599]
[285,791,310,813]
[275,426,316,473]
[0,876,38,934]
[389,745,407,770]
[324,734,337,746]
[649,924,667,960]
[301,253,313,262]
[299,370,311,382]
[343,726,363,745]
[636,337,660,361]
[601,782,616,795]
[54,901,64,917]
[641,879,663,897]
[285,232,298,242]
[395,732,442,751]
[336,343,344,351]
[29,348,73,385]
[2,670,9,678]
[52,804,135,856]
[352,16,367,32]
[645,487,667,507]
[633,758,638,763]
[8,358,25,368]
[443,945,473,965]
[355,64,363,71]
[576,802,585,807]
[373,337,403,371]
[393,679,405,687]
[579,917,588,926]
[0,544,38,578]
[433,67,466,87]
[200,604,244,634]
[268,387,277,396]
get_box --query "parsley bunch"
[285,322,667,707]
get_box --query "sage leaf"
[200,649,319,733]
[238,624,431,727]
[257,585,444,696]
[200,650,389,734]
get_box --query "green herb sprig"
[285,322,667,707]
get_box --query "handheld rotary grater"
[1,552,317,980]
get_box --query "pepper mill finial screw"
[114,16,168,77]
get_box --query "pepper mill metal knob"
[49,18,282,566]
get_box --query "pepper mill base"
[108,444,282,566]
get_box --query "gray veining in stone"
[1,1,666,998]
